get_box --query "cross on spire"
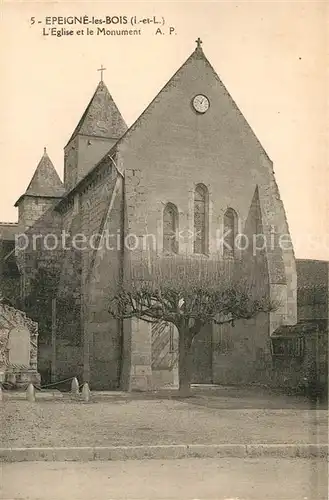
[97,64,107,82]
[195,37,203,49]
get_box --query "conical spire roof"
[15,148,65,205]
[66,80,128,145]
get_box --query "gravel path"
[1,396,327,448]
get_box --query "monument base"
[0,301,41,390]
[2,368,41,389]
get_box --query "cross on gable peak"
[195,37,203,49]
[97,64,107,82]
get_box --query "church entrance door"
[191,324,213,383]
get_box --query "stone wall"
[82,171,124,389]
[76,135,119,184]
[56,155,123,388]
[14,146,126,387]
[63,136,79,191]
[296,259,329,326]
[64,133,119,191]
[16,201,63,292]
[212,313,271,385]
[18,196,61,231]
[37,340,82,384]
[0,240,20,305]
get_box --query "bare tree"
[109,256,276,395]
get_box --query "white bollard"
[81,382,91,402]
[26,383,36,402]
[71,377,80,394]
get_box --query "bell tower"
[64,69,128,191]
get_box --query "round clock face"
[192,94,210,114]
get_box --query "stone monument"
[0,297,40,388]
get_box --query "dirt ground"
[1,388,327,448]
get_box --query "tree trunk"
[178,329,192,397]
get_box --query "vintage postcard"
[0,1,328,499]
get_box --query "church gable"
[114,44,275,237]
[115,43,274,227]
[117,43,268,168]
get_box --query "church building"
[1,40,303,390]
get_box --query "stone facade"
[2,43,321,392]
[116,46,296,389]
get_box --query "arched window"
[194,184,208,254]
[223,208,237,258]
[163,203,178,254]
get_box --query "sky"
[0,1,328,260]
